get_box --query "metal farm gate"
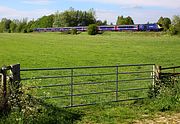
[20,64,155,107]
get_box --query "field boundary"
[1,64,179,108]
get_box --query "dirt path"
[133,113,180,124]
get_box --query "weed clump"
[88,24,98,35]
[147,75,180,112]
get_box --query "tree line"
[116,16,134,25]
[157,16,180,35]
[0,8,99,33]
[0,8,179,35]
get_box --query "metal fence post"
[116,66,119,101]
[70,69,74,107]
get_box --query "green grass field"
[0,32,180,124]
[0,32,179,68]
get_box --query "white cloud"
[0,6,53,20]
[71,0,180,9]
[0,0,179,24]
[22,0,54,5]
[96,8,180,24]
[70,0,180,23]
[96,9,118,24]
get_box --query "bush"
[61,29,79,35]
[70,28,78,35]
[0,78,3,113]
[0,84,82,124]
[148,75,179,98]
[27,29,33,33]
[147,75,180,111]
[168,25,177,35]
[88,24,98,35]
[62,30,71,35]
[172,15,180,35]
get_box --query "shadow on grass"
[36,101,82,124]
[0,97,82,124]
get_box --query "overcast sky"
[0,0,180,24]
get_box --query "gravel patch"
[133,113,180,124]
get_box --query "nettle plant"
[0,78,3,111]
[148,75,180,111]
[0,72,44,122]
[149,75,179,98]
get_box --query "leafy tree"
[163,18,171,30]
[103,20,107,25]
[10,21,17,33]
[171,15,180,34]
[0,21,3,33]
[0,18,11,32]
[157,17,164,25]
[60,8,76,27]
[0,8,101,33]
[96,20,107,26]
[157,17,171,31]
[53,8,96,27]
[26,20,35,32]
[32,15,54,28]
[168,25,177,35]
[116,16,124,25]
[86,8,96,25]
[53,11,61,27]
[96,20,103,26]
[126,16,134,25]
[16,18,28,33]
[116,16,134,25]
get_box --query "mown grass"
[0,32,179,67]
[0,32,180,123]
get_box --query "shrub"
[62,29,79,35]
[27,29,33,33]
[62,30,71,35]
[147,75,180,111]
[168,25,177,35]
[88,24,98,35]
[148,74,179,98]
[0,78,3,112]
[172,15,180,35]
[70,28,78,35]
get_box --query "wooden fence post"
[0,64,20,114]
[1,66,8,113]
[10,64,20,88]
[154,65,161,81]
[158,66,161,80]
[153,65,156,86]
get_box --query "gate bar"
[20,64,155,71]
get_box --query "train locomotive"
[34,23,161,32]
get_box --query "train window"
[149,26,154,28]
[99,26,114,28]
[118,26,136,28]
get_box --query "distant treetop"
[116,16,134,25]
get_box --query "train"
[34,23,162,32]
